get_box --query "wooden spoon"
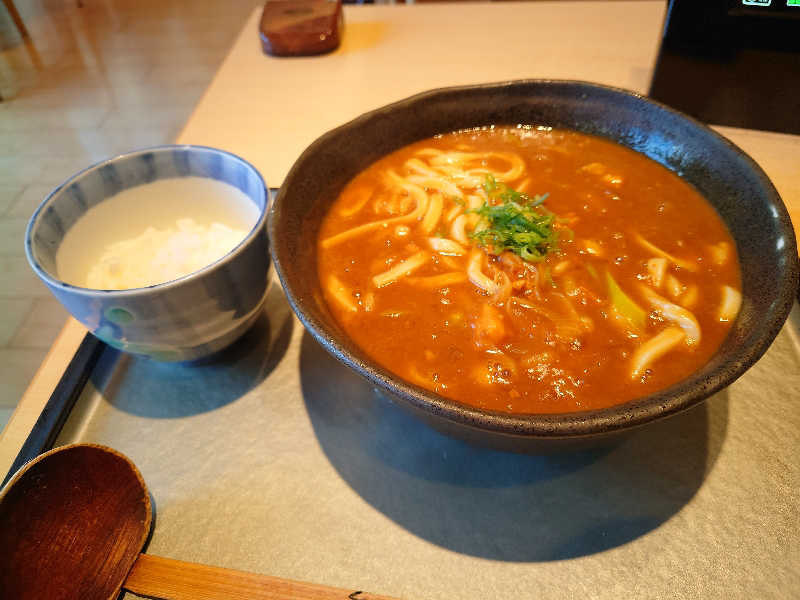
[0,443,398,600]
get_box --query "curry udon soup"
[317,126,742,414]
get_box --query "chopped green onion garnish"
[468,175,563,262]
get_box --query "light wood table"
[2,5,799,588]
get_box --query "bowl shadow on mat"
[99,284,294,419]
[299,331,729,562]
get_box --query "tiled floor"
[0,0,261,427]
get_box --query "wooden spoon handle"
[124,554,400,600]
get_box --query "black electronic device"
[650,0,800,135]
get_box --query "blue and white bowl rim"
[25,144,270,298]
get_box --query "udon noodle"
[317,126,741,413]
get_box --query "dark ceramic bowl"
[269,80,798,452]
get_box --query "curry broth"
[317,127,740,413]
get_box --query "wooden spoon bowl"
[0,444,150,600]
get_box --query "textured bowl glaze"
[26,145,271,362]
[270,80,798,451]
